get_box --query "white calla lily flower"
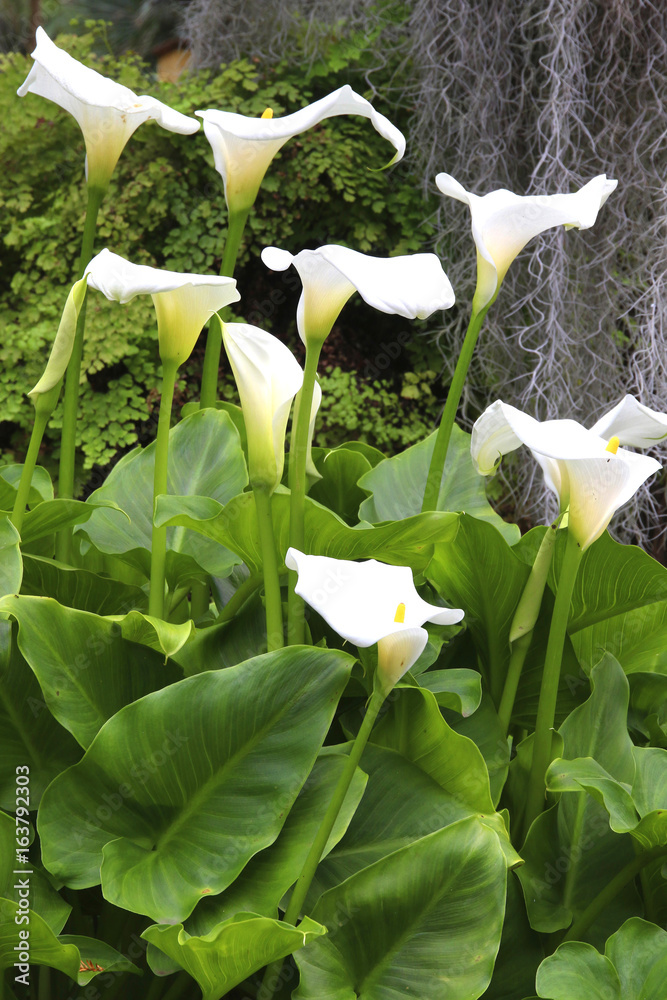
[85,249,239,365]
[221,322,304,492]
[18,28,200,189]
[196,85,405,213]
[590,394,667,447]
[435,173,617,311]
[471,399,662,550]
[261,244,455,346]
[285,548,464,691]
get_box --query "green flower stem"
[10,403,52,534]
[498,527,557,735]
[55,183,106,563]
[287,343,322,645]
[254,485,284,651]
[262,685,387,998]
[199,207,250,409]
[161,971,194,1000]
[148,360,179,620]
[421,304,489,512]
[38,966,50,1000]
[562,843,667,943]
[523,529,583,838]
[214,573,263,624]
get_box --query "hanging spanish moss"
[181,0,667,551]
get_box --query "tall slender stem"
[55,183,106,562]
[262,686,386,999]
[562,843,667,943]
[199,208,249,409]
[523,530,583,838]
[254,486,284,651]
[421,305,489,512]
[498,526,557,735]
[148,360,179,620]
[286,344,322,645]
[10,406,51,533]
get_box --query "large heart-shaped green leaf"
[294,816,508,1000]
[0,595,182,749]
[517,656,640,941]
[19,499,122,548]
[562,533,667,675]
[156,491,459,576]
[416,667,482,716]
[546,744,667,851]
[20,555,147,615]
[370,685,495,813]
[143,914,325,1000]
[535,917,667,999]
[357,424,520,544]
[79,408,248,585]
[310,446,372,524]
[184,749,367,932]
[0,621,81,811]
[0,464,53,510]
[426,515,531,705]
[38,647,354,923]
[304,742,493,910]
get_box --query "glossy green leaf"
[79,408,248,585]
[59,935,141,984]
[518,656,640,940]
[0,595,182,749]
[426,514,531,705]
[358,424,520,543]
[564,532,667,675]
[445,692,510,806]
[19,498,122,546]
[181,399,248,452]
[143,914,325,1000]
[371,685,495,813]
[547,744,667,851]
[604,917,667,998]
[536,917,667,999]
[0,621,81,811]
[20,555,147,615]
[38,647,354,922]
[0,465,53,510]
[0,811,71,935]
[185,749,367,931]
[294,817,508,1000]
[108,609,195,659]
[156,490,459,576]
[310,447,372,523]
[536,941,621,1000]
[417,667,482,715]
[0,516,21,597]
[304,741,495,910]
[0,899,79,979]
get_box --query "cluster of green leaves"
[0,24,436,481]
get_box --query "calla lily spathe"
[285,547,464,691]
[221,322,304,492]
[85,249,239,366]
[18,28,200,189]
[435,173,617,311]
[471,399,663,550]
[196,85,405,214]
[261,244,455,346]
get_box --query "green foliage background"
[0,24,440,486]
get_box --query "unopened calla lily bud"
[221,322,304,493]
